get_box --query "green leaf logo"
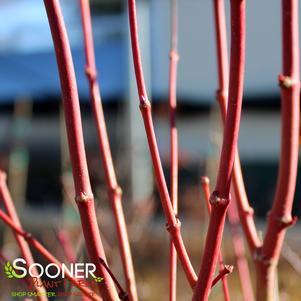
[92,275,104,283]
[4,262,24,279]
[4,262,14,279]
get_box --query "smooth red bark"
[79,2,138,300]
[127,0,197,288]
[257,1,300,300]
[43,1,119,300]
[192,1,246,300]
[212,1,255,300]
[168,1,179,300]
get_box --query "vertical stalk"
[127,0,197,288]
[168,0,179,300]
[0,172,48,301]
[192,1,246,300]
[0,209,102,301]
[79,1,138,301]
[43,1,119,300]
[213,0,261,255]
[212,1,255,300]
[258,1,300,300]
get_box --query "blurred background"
[0,0,300,300]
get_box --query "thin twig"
[127,0,197,288]
[211,265,234,288]
[99,258,129,301]
[79,1,138,300]
[168,0,179,300]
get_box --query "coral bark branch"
[127,0,197,288]
[212,1,255,300]
[192,1,246,300]
[168,0,179,300]
[214,0,261,255]
[79,2,138,300]
[257,1,300,300]
[43,1,118,300]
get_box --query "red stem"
[211,265,233,288]
[200,177,231,301]
[168,1,179,301]
[99,258,129,301]
[79,2,138,301]
[43,1,119,300]
[258,0,300,299]
[213,0,261,255]
[192,1,246,299]
[127,0,197,288]
[212,1,255,300]
[0,209,103,301]
[0,172,47,301]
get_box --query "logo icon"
[4,262,24,279]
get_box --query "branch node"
[169,50,180,62]
[85,65,97,82]
[277,215,297,229]
[243,206,254,217]
[209,191,230,207]
[216,89,228,103]
[253,248,277,267]
[166,217,181,234]
[201,176,210,185]
[24,232,33,241]
[278,74,298,89]
[108,186,123,199]
[75,192,94,203]
[139,96,151,109]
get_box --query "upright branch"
[79,1,138,300]
[0,209,102,301]
[192,1,246,300]
[127,0,197,288]
[213,0,261,255]
[43,1,119,300]
[257,0,300,300]
[168,0,179,300]
[200,177,231,301]
[212,1,255,300]
[0,171,48,301]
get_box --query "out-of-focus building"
[0,0,299,219]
